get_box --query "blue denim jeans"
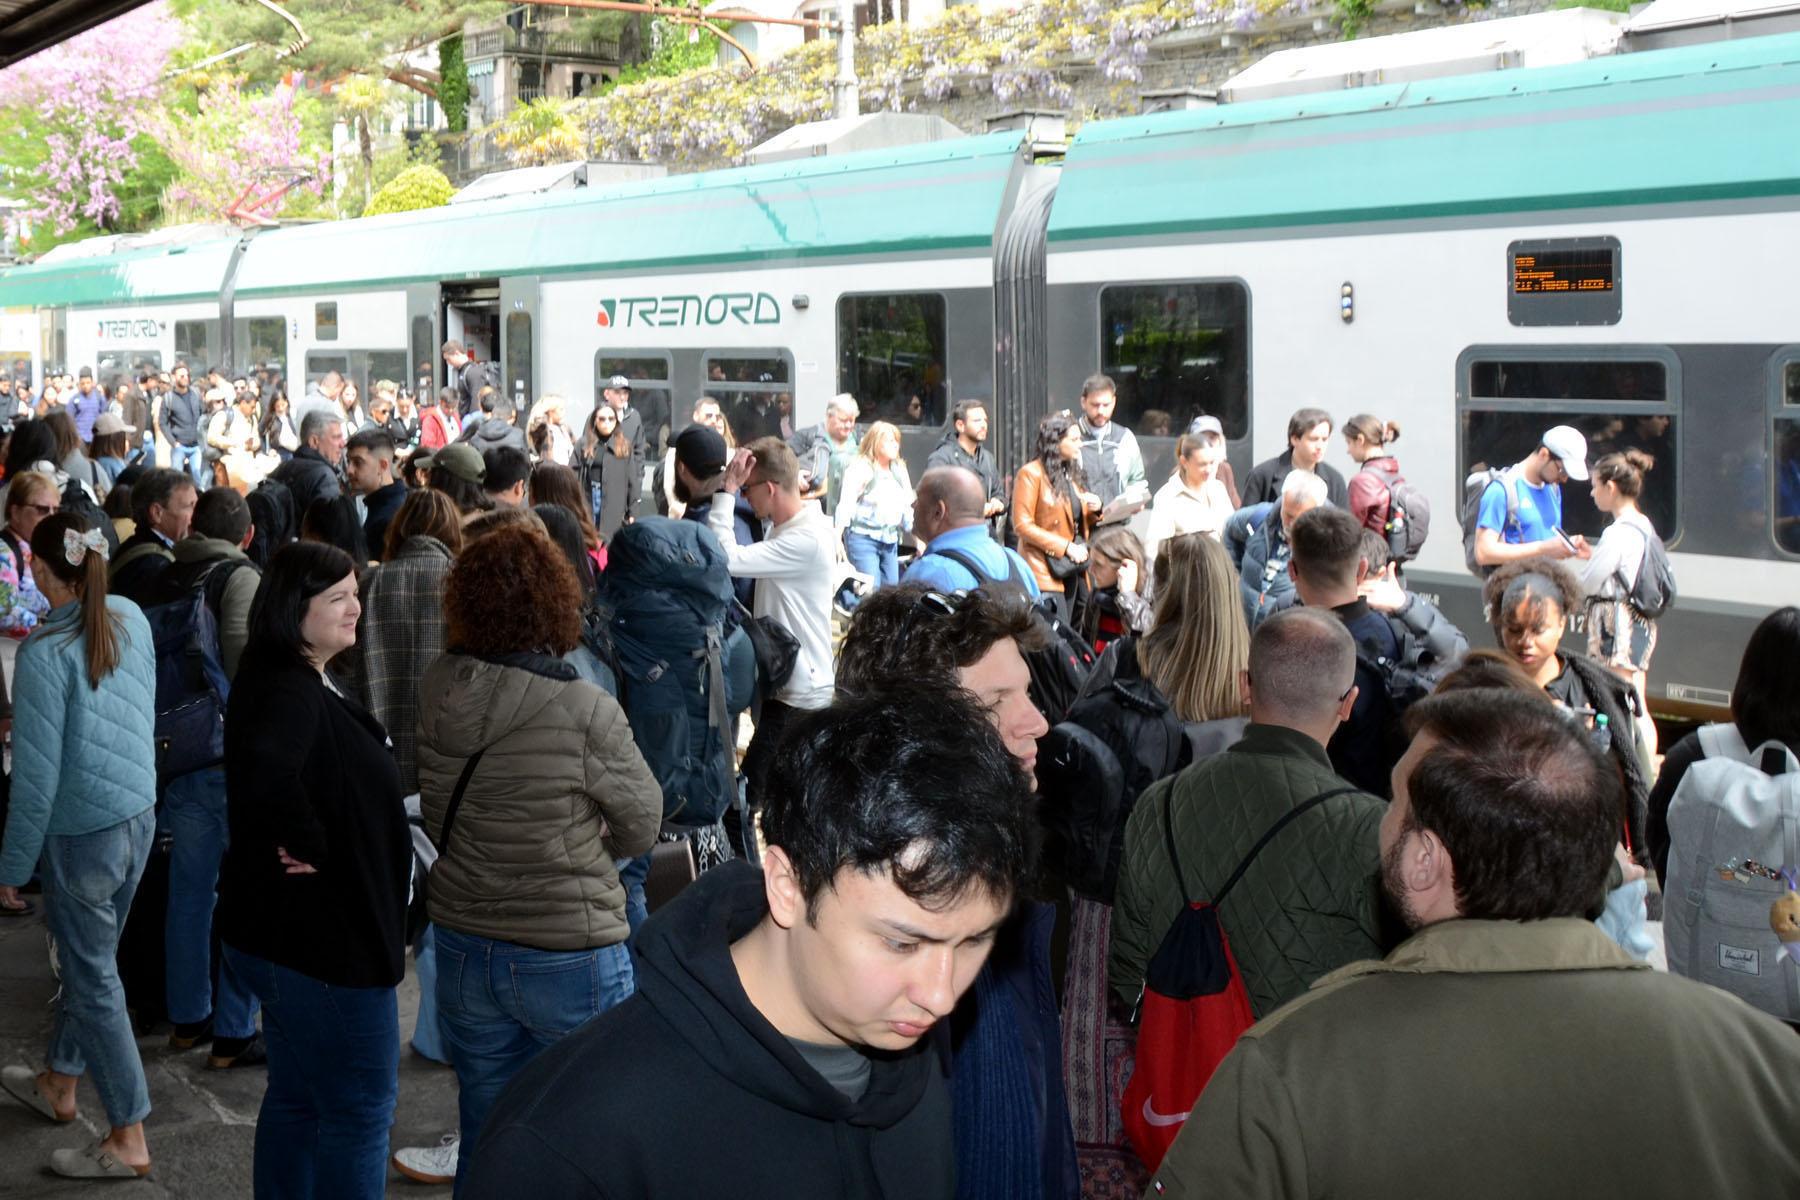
[435,927,634,1194]
[617,854,650,937]
[163,767,258,1037]
[170,441,207,487]
[42,807,154,1128]
[409,923,449,1063]
[138,429,157,469]
[223,947,399,1200]
[843,531,899,610]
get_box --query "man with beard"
[1155,689,1800,1199]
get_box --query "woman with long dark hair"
[530,462,605,575]
[0,513,158,1179]
[1012,411,1100,613]
[216,542,411,1199]
[572,403,637,542]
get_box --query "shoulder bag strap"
[1161,785,1194,907]
[936,546,997,587]
[435,748,487,857]
[1215,786,1364,908]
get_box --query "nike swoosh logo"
[1142,1098,1191,1128]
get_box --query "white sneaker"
[392,1133,459,1185]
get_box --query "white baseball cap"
[1540,425,1589,481]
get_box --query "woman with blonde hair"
[1145,428,1234,560]
[527,395,574,466]
[835,419,913,607]
[1056,530,1249,1194]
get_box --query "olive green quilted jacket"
[1108,723,1387,1019]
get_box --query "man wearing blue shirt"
[904,467,1040,598]
[1473,424,1591,569]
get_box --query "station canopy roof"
[0,0,153,70]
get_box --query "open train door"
[405,283,440,402]
[499,275,539,417]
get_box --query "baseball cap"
[1187,414,1224,438]
[93,413,135,436]
[418,442,486,485]
[1540,425,1589,481]
[607,374,631,390]
[674,425,729,479]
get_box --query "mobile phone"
[1553,525,1577,552]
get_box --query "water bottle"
[1591,713,1612,757]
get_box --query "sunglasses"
[20,502,58,517]
[882,589,968,672]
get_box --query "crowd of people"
[1,348,1798,1198]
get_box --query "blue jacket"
[1224,502,1294,629]
[0,596,157,884]
[904,524,1042,597]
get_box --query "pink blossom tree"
[154,81,330,222]
[0,2,184,236]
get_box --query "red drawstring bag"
[1122,785,1358,1169]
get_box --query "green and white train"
[3,26,1796,715]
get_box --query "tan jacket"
[419,652,662,951]
[1158,918,1800,1199]
[1011,458,1091,594]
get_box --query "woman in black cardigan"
[217,542,410,1200]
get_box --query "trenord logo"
[596,292,782,329]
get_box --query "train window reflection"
[837,293,947,428]
[1462,408,1678,544]
[175,320,214,373]
[1469,359,1665,404]
[1777,420,1800,555]
[1100,282,1250,443]
[704,352,793,447]
[315,303,338,342]
[596,352,673,455]
[1785,361,1800,406]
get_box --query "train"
[2,20,1795,716]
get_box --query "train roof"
[1047,28,1800,244]
[0,129,1029,307]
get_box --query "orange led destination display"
[1513,248,1615,295]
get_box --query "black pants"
[732,699,801,858]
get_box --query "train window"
[704,351,793,447]
[96,351,162,392]
[837,293,947,427]
[174,320,215,373]
[315,303,338,342]
[505,312,533,409]
[306,350,406,403]
[596,352,673,454]
[1100,283,1250,442]
[411,317,434,397]
[1777,419,1800,555]
[1786,361,1800,406]
[1460,351,1678,544]
[240,317,286,383]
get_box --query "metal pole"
[834,0,857,119]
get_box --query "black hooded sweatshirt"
[466,860,956,1199]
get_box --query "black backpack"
[1460,468,1519,577]
[245,478,297,569]
[1623,524,1678,619]
[1358,460,1431,563]
[934,546,1095,723]
[139,558,244,783]
[1355,614,1451,713]
[1037,637,1196,902]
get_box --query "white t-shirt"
[708,493,836,710]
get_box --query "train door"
[406,285,439,402]
[441,280,500,407]
[499,276,539,415]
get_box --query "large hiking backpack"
[1122,784,1359,1169]
[1622,522,1678,619]
[1460,467,1519,577]
[140,559,243,784]
[934,545,1095,723]
[1038,637,1195,903]
[1664,724,1800,1022]
[1359,460,1431,563]
[245,477,297,569]
[593,517,738,830]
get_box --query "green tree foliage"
[604,20,720,93]
[495,97,585,166]
[169,0,507,100]
[365,163,455,216]
[439,33,469,132]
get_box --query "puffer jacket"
[1109,722,1388,1019]
[0,597,157,885]
[418,650,662,951]
[1223,501,1294,629]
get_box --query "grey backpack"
[1665,723,1800,1021]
